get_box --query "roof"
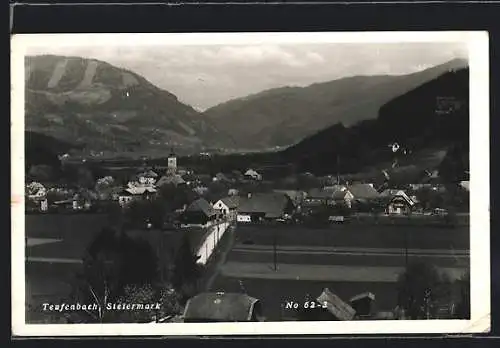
[186,198,217,216]
[157,174,186,186]
[219,196,240,209]
[349,292,376,303]
[215,173,230,181]
[347,184,380,199]
[183,292,260,322]
[307,188,332,199]
[244,169,260,176]
[125,186,157,195]
[273,190,306,202]
[138,170,158,178]
[316,288,356,321]
[238,193,290,217]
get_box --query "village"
[25,149,471,323]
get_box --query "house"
[379,189,413,202]
[192,186,209,196]
[136,169,158,186]
[298,288,356,321]
[72,190,96,211]
[213,196,240,221]
[213,172,231,183]
[273,190,307,207]
[304,187,353,208]
[244,169,262,181]
[228,188,239,196]
[181,198,218,227]
[304,188,333,206]
[117,190,134,207]
[117,186,157,207]
[347,183,380,201]
[183,292,264,322]
[237,192,294,223]
[460,180,470,191]
[349,292,376,317]
[386,194,415,215]
[156,174,186,187]
[26,182,47,200]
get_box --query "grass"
[234,224,470,250]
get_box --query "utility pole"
[336,154,340,184]
[273,231,278,271]
[404,229,409,270]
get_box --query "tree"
[77,166,95,189]
[396,262,452,319]
[109,284,183,323]
[171,233,203,302]
[95,176,116,200]
[67,226,161,323]
[28,164,55,182]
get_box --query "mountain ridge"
[25,54,222,155]
[203,58,468,149]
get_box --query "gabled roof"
[347,184,380,199]
[238,192,290,217]
[349,292,376,303]
[138,169,158,178]
[186,198,217,216]
[244,169,260,176]
[218,196,240,209]
[316,288,356,321]
[125,186,157,195]
[183,292,260,322]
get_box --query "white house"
[26,182,47,200]
[244,169,262,181]
[213,196,239,221]
[136,170,158,186]
[117,186,157,207]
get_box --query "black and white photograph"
[11,32,490,336]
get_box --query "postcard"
[11,31,490,336]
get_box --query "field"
[23,214,470,322]
[208,223,470,321]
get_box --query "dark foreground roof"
[317,288,356,321]
[238,192,290,217]
[183,292,260,322]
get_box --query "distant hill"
[25,130,82,171]
[25,55,222,154]
[280,66,469,179]
[187,66,469,184]
[203,58,468,150]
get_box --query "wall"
[196,221,230,265]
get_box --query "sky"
[26,42,468,111]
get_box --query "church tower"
[167,148,177,174]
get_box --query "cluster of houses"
[25,150,470,225]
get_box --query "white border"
[11,31,490,336]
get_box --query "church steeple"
[167,148,177,174]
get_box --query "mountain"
[25,55,222,155]
[203,58,468,150]
[186,66,469,184]
[280,66,469,179]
